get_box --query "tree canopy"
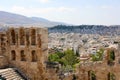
[48,49,80,71]
[91,49,104,61]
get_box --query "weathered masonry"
[0,27,48,80]
[77,46,120,80]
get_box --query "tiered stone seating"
[0,68,24,80]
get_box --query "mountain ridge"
[0,11,66,27]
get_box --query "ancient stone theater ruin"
[77,45,120,80]
[0,27,48,80]
[0,26,120,80]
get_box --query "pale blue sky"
[0,0,120,25]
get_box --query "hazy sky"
[0,0,120,25]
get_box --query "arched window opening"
[88,71,96,80]
[110,50,115,61]
[11,29,16,45]
[31,29,36,45]
[11,50,16,60]
[1,34,5,42]
[19,28,25,45]
[72,74,77,80]
[108,50,115,66]
[108,72,116,80]
[31,50,37,62]
[21,50,26,61]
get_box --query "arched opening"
[108,72,116,80]
[11,29,16,45]
[31,29,36,45]
[110,50,115,60]
[19,28,25,45]
[72,74,77,80]
[108,50,115,66]
[11,50,16,60]
[31,50,37,62]
[88,71,96,80]
[21,50,26,61]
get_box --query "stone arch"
[88,70,96,80]
[108,72,116,80]
[20,50,26,61]
[31,50,37,62]
[31,29,36,45]
[72,74,77,80]
[11,29,16,45]
[19,28,25,45]
[11,50,16,60]
[110,50,115,60]
[107,50,115,66]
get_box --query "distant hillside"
[0,11,66,27]
[48,25,120,35]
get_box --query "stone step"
[2,73,21,79]
[1,70,18,77]
[0,68,24,80]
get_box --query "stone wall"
[0,27,120,80]
[0,27,48,80]
[0,56,8,68]
[0,32,9,68]
[77,47,120,80]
